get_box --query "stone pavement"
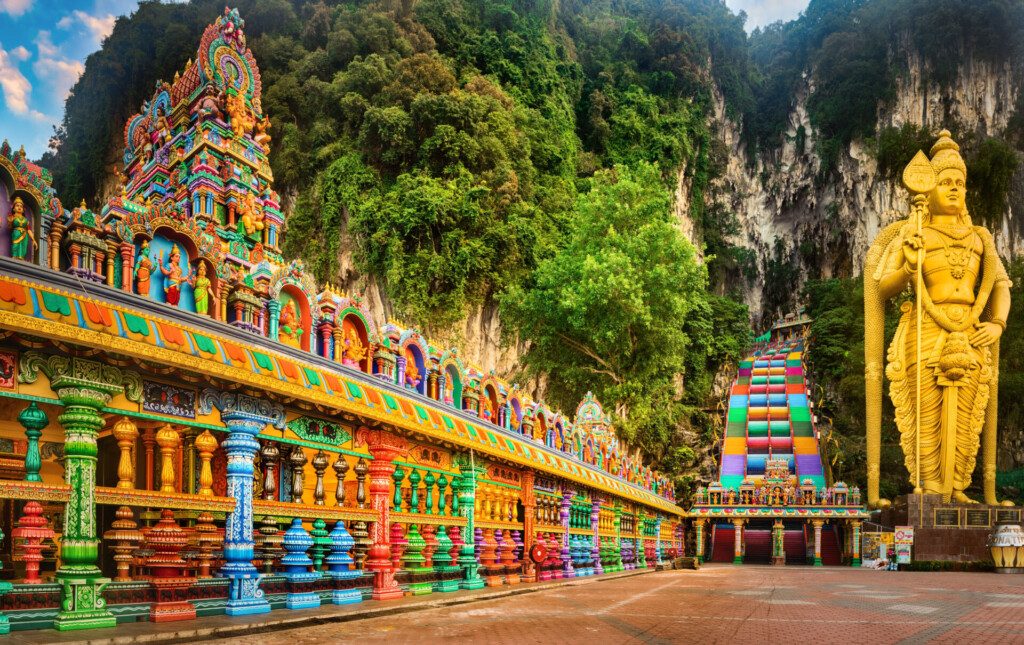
[8,565,1024,644]
[225,564,1024,645]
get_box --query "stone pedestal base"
[53,577,115,632]
[771,556,785,566]
[880,493,1023,562]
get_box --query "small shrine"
[688,324,867,566]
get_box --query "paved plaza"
[221,565,1024,645]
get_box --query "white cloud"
[10,45,29,61]
[0,43,46,121]
[0,0,33,17]
[58,9,116,45]
[33,31,85,103]
[725,0,809,32]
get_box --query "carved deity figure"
[865,130,1012,508]
[278,301,302,348]
[254,114,272,153]
[480,396,493,422]
[342,327,366,367]
[159,244,188,306]
[237,192,265,238]
[8,196,36,260]
[226,92,255,139]
[153,107,172,146]
[405,358,420,389]
[189,261,216,316]
[135,239,155,296]
[443,376,454,404]
[196,85,224,122]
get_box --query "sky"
[725,0,810,31]
[0,0,143,160]
[0,0,811,162]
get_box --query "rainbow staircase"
[720,339,825,490]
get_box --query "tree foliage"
[501,163,749,480]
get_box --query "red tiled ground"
[225,565,1024,644]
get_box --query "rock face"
[689,50,1023,321]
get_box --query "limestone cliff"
[688,49,1023,321]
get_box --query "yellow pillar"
[732,518,745,564]
[812,519,824,566]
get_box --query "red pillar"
[355,427,409,601]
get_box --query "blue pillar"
[200,389,285,616]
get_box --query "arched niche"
[269,260,321,352]
[482,383,499,425]
[145,228,202,310]
[278,284,312,351]
[338,311,372,373]
[554,420,566,452]
[533,407,548,444]
[507,395,524,434]
[441,362,463,408]
[0,154,50,265]
[402,344,427,394]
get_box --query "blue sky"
[0,0,143,159]
[1,0,810,161]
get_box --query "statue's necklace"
[930,226,975,280]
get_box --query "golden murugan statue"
[865,130,1012,508]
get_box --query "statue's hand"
[902,234,925,271]
[969,322,1002,347]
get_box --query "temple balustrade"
[0,7,684,635]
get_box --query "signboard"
[995,509,1021,524]
[965,509,991,528]
[861,531,894,569]
[933,508,960,528]
[894,525,914,564]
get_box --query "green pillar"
[19,352,142,631]
[454,454,484,590]
[18,402,48,482]
[0,525,9,634]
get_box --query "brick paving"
[223,565,1024,645]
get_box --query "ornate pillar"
[731,518,745,564]
[591,496,603,575]
[18,353,142,631]
[771,519,785,566]
[850,520,862,567]
[355,427,408,601]
[119,242,133,291]
[560,488,575,578]
[454,453,485,590]
[267,299,281,342]
[654,516,664,566]
[812,519,824,567]
[199,389,285,616]
[520,471,536,582]
[693,518,706,563]
[18,402,47,482]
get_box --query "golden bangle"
[991,319,1007,330]
[903,262,915,276]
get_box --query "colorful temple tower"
[689,313,868,566]
[0,8,683,635]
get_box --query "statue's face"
[929,168,966,217]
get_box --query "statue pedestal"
[880,494,1023,562]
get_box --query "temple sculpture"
[0,7,682,635]
[865,130,1013,508]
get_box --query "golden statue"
[865,130,1012,508]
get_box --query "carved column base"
[330,570,363,605]
[224,573,271,616]
[149,580,197,623]
[53,577,115,632]
[0,581,11,634]
[285,572,322,610]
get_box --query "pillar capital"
[355,427,409,461]
[19,351,142,407]
[199,388,285,432]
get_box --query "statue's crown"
[929,129,967,176]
